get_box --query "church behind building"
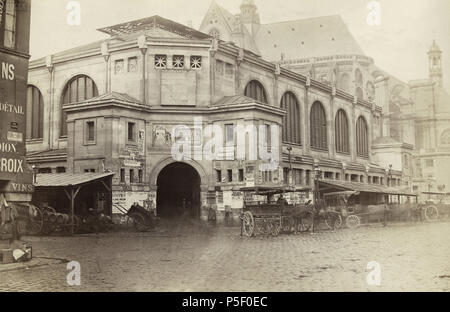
[25,0,450,219]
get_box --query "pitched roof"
[35,172,115,187]
[254,15,365,61]
[27,149,67,158]
[85,91,142,105]
[213,95,261,106]
[318,180,416,196]
[97,15,211,39]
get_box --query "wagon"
[318,180,419,229]
[239,186,312,237]
[420,192,450,221]
[12,203,44,236]
[114,203,157,232]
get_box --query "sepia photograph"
[0,0,449,297]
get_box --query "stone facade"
[199,0,414,190]
[26,13,403,220]
[408,41,450,200]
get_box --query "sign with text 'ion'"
[0,51,33,185]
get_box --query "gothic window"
[355,68,363,86]
[60,75,98,137]
[0,0,16,48]
[280,92,301,145]
[190,56,202,69]
[155,55,167,68]
[356,87,364,100]
[172,55,185,69]
[244,80,268,104]
[335,109,349,153]
[356,116,369,158]
[209,28,221,39]
[441,129,450,145]
[338,73,350,92]
[366,81,375,101]
[26,85,44,140]
[310,101,327,150]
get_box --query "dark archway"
[157,162,201,218]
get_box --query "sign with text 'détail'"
[0,50,32,186]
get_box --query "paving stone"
[0,221,449,291]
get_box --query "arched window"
[26,85,44,140]
[310,101,327,150]
[60,75,98,137]
[356,116,369,157]
[355,68,363,86]
[338,73,350,92]
[355,87,364,100]
[335,109,349,153]
[281,92,301,144]
[244,80,268,104]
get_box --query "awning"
[34,172,115,235]
[35,172,115,187]
[239,185,311,196]
[318,180,416,196]
[421,192,450,196]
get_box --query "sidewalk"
[0,257,67,273]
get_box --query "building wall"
[26,27,402,217]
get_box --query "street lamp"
[287,147,293,187]
[312,164,321,234]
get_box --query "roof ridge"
[260,14,342,26]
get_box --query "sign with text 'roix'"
[0,51,33,185]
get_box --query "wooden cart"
[240,186,312,237]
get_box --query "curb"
[0,257,68,273]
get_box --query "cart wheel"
[424,205,439,222]
[297,214,313,232]
[129,213,149,232]
[242,212,255,237]
[281,217,295,233]
[346,215,360,229]
[27,207,44,236]
[271,223,280,237]
[325,214,343,230]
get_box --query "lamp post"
[312,164,321,234]
[287,147,293,187]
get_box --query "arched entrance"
[156,162,201,218]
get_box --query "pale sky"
[30,0,449,87]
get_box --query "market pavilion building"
[26,14,404,220]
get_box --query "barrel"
[56,213,70,224]
[48,213,57,223]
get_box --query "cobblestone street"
[1,220,449,292]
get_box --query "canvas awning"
[35,172,115,188]
[34,172,115,235]
[239,185,311,196]
[318,180,416,196]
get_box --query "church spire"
[428,40,443,87]
[240,0,260,35]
